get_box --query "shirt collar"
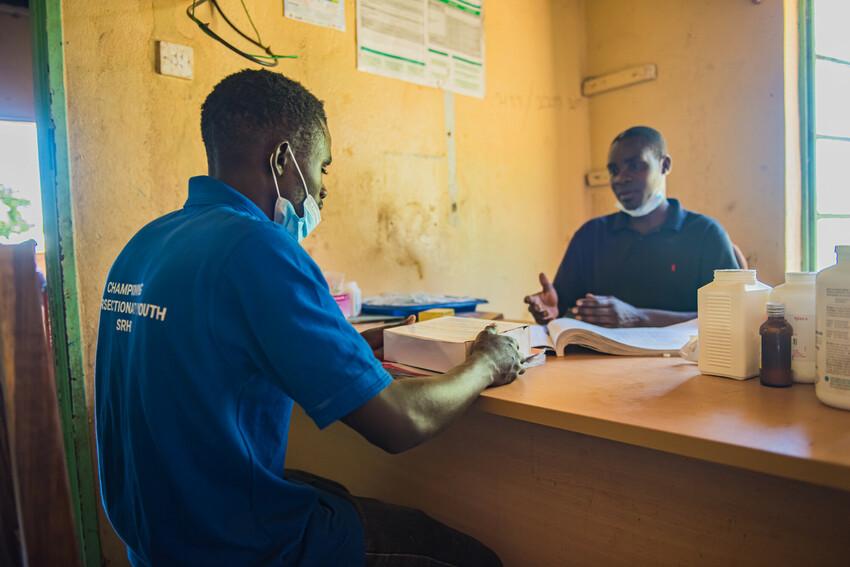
[610,198,686,233]
[184,176,269,221]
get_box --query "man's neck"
[209,164,275,221]
[627,198,670,235]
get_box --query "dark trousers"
[285,470,501,567]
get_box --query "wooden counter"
[288,355,850,566]
[478,355,850,492]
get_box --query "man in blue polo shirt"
[95,70,522,566]
[525,126,739,327]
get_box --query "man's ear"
[271,141,290,176]
[661,155,672,175]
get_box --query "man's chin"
[617,198,641,211]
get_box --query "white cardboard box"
[383,317,530,373]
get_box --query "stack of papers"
[362,293,486,316]
[384,317,530,373]
[530,318,698,357]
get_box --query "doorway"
[1,1,102,564]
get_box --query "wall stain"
[375,201,431,280]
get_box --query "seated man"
[525,126,739,327]
[95,70,522,566]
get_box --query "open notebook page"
[532,318,698,356]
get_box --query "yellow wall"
[60,2,588,561]
[784,0,802,273]
[583,0,789,285]
[58,0,797,562]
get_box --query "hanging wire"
[238,0,263,45]
[187,0,298,67]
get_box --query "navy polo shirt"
[553,199,739,315]
[95,176,391,566]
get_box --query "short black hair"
[201,69,326,158]
[611,126,667,158]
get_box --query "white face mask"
[269,143,322,242]
[616,186,666,217]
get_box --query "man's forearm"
[638,309,696,327]
[380,353,497,451]
[342,352,498,454]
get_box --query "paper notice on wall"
[356,0,432,87]
[285,0,346,31]
[426,0,484,97]
[356,0,485,98]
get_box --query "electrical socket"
[157,40,193,80]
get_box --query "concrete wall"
[0,8,34,120]
[583,0,789,285]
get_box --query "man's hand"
[360,316,416,359]
[524,272,560,325]
[343,323,524,454]
[571,293,648,328]
[469,325,524,387]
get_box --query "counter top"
[476,355,850,492]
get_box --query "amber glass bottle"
[760,302,793,387]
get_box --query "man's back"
[95,176,383,566]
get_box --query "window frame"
[800,0,850,270]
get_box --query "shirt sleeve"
[213,226,391,429]
[553,225,589,317]
[698,220,740,289]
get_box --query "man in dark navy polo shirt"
[95,70,522,566]
[525,126,739,327]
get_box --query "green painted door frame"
[29,1,102,565]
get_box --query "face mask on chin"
[269,143,322,243]
[616,186,666,218]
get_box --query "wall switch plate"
[157,41,193,80]
[582,64,656,97]
[585,169,610,187]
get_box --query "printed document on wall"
[426,0,484,97]
[356,0,485,97]
[285,0,346,31]
[357,0,432,87]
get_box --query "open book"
[530,318,697,357]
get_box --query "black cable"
[187,0,297,67]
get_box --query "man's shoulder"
[115,204,299,277]
[679,207,729,236]
[576,212,620,235]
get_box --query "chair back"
[732,243,749,269]
[0,241,81,566]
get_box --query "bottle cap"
[766,302,785,318]
[785,272,816,282]
[713,269,757,284]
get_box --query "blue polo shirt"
[553,199,739,315]
[95,176,391,566]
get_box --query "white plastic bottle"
[698,269,772,379]
[770,272,816,383]
[816,245,850,410]
[345,281,362,317]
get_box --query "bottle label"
[790,313,814,361]
[825,376,850,391]
[823,287,850,388]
